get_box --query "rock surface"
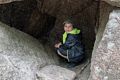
[37,65,76,80]
[0,0,21,4]
[90,10,120,80]
[0,22,59,80]
[103,0,120,7]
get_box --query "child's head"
[63,20,74,32]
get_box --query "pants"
[57,49,84,63]
[57,50,67,59]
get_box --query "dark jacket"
[57,28,85,62]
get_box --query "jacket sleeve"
[60,34,77,49]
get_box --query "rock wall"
[0,0,21,4]
[0,0,37,31]
[91,2,114,59]
[0,21,59,80]
[103,0,120,7]
[89,4,120,80]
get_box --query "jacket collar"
[63,28,80,43]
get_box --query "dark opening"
[0,0,37,30]
[0,0,56,40]
[39,14,56,38]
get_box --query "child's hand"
[54,42,62,48]
[57,42,62,47]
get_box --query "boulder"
[90,10,120,80]
[37,65,76,80]
[0,22,59,80]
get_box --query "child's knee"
[70,55,84,63]
[57,50,67,59]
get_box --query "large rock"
[93,2,113,49]
[103,0,120,7]
[90,10,120,80]
[37,65,76,80]
[0,22,59,80]
[0,0,21,4]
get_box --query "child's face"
[64,23,73,32]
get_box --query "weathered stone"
[90,10,120,80]
[0,0,21,4]
[0,0,37,31]
[103,0,120,7]
[0,22,59,80]
[93,2,113,48]
[37,65,76,80]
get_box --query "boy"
[55,20,85,68]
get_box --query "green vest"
[63,28,80,43]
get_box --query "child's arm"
[54,42,62,48]
[60,35,78,49]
